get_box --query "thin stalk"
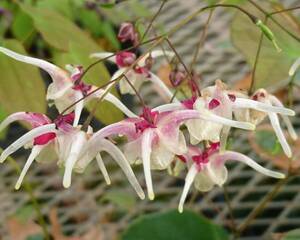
[123,75,146,107]
[0,148,50,240]
[269,6,300,16]
[248,0,300,42]
[249,17,268,95]
[141,0,167,42]
[189,9,214,71]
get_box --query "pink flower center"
[135,107,159,133]
[34,133,56,145]
[228,94,236,102]
[181,96,197,109]
[252,92,265,101]
[192,142,220,167]
[208,98,220,110]
[134,66,150,77]
[116,52,136,67]
[54,112,75,130]
[73,81,92,96]
[118,22,139,46]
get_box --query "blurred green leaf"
[53,42,123,124]
[101,189,136,210]
[282,229,300,240]
[12,9,35,45]
[36,0,74,20]
[231,2,300,90]
[15,204,35,223]
[100,21,120,49]
[26,234,44,240]
[19,3,96,52]
[122,209,229,240]
[0,105,7,139]
[255,129,283,155]
[0,39,46,115]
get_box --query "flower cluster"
[0,40,296,212]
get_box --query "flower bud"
[118,22,139,46]
[256,20,281,52]
[115,51,136,67]
[169,69,185,87]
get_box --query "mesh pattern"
[0,0,300,239]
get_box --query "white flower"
[178,143,285,213]
[0,47,138,127]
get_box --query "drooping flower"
[0,112,145,198]
[0,47,138,127]
[0,112,72,189]
[177,143,285,213]
[88,105,256,200]
[90,50,175,101]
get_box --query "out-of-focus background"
[0,0,300,239]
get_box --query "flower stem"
[0,148,50,240]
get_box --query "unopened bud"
[118,22,139,46]
[256,19,281,52]
[169,69,185,87]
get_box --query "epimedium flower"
[0,111,145,199]
[90,50,175,101]
[0,47,138,127]
[163,80,296,152]
[177,143,285,213]
[0,112,74,189]
[87,105,257,200]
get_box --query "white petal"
[96,153,111,185]
[289,57,300,76]
[221,151,285,178]
[206,161,228,187]
[268,112,292,158]
[194,170,215,192]
[73,91,84,127]
[269,95,297,140]
[15,145,44,190]
[153,103,183,112]
[141,128,156,200]
[149,72,177,102]
[89,52,116,63]
[234,98,295,116]
[178,164,198,213]
[201,111,255,130]
[0,124,56,163]
[124,137,142,165]
[0,47,72,99]
[219,126,231,152]
[138,50,174,66]
[151,143,174,170]
[0,112,27,132]
[63,131,87,188]
[99,139,145,199]
[89,87,138,118]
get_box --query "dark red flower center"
[135,107,158,133]
[208,98,220,110]
[181,96,197,109]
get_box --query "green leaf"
[0,39,46,115]
[122,209,229,240]
[254,129,283,155]
[26,234,44,240]
[231,2,300,90]
[19,3,97,52]
[0,105,7,139]
[11,9,35,45]
[36,0,74,20]
[53,42,123,124]
[101,189,137,211]
[282,229,300,240]
[15,204,35,223]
